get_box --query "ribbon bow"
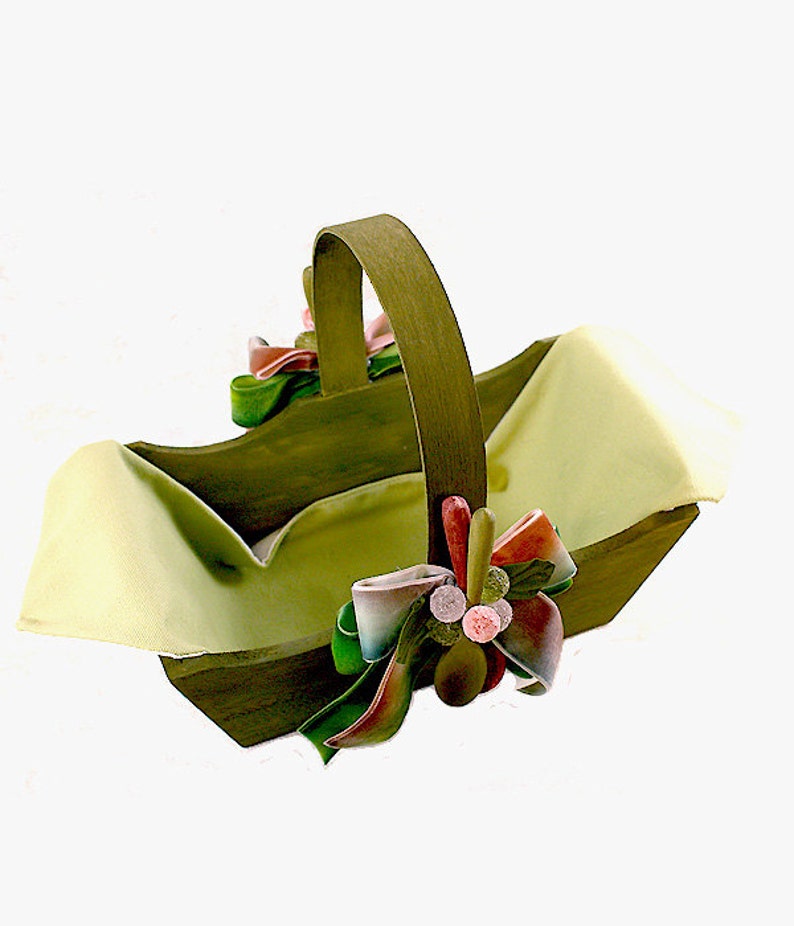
[299,496,577,762]
[231,309,400,428]
[249,307,395,380]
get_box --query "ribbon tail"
[322,651,415,750]
[323,598,438,749]
[298,662,385,764]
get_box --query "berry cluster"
[428,565,513,645]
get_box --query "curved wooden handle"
[310,214,487,564]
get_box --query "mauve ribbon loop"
[249,312,396,381]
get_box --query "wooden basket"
[128,215,698,746]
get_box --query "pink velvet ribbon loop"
[248,312,396,380]
[352,564,455,663]
[491,508,577,587]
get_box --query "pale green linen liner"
[18,325,740,656]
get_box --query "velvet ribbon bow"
[248,307,395,379]
[299,496,577,763]
[230,309,400,428]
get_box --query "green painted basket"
[125,214,700,746]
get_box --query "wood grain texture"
[160,504,699,747]
[128,338,555,544]
[559,504,699,636]
[136,214,700,750]
[311,215,487,564]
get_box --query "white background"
[1,3,791,923]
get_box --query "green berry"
[481,566,510,604]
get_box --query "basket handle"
[310,214,487,565]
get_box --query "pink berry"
[462,605,501,643]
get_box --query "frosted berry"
[490,597,513,631]
[462,605,501,643]
[430,584,467,623]
[481,566,510,604]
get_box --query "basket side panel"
[161,643,351,747]
[560,504,699,637]
[160,505,698,748]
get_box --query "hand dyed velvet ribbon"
[249,308,395,379]
[231,310,401,428]
[299,497,577,763]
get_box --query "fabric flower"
[248,308,395,380]
[299,496,577,761]
[230,309,402,428]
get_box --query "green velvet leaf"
[502,559,555,599]
[331,600,367,675]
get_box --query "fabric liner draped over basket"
[19,215,739,747]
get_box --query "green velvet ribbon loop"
[230,345,403,428]
[230,371,320,428]
[330,600,367,676]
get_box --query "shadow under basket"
[122,214,702,747]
